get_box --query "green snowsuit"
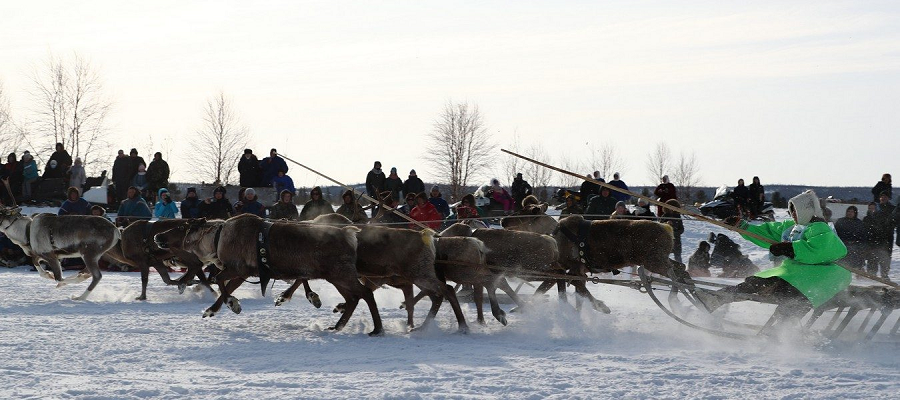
[740,220,851,308]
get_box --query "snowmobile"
[700,185,775,221]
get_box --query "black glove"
[769,242,795,258]
[724,216,742,227]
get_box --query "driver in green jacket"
[696,190,851,317]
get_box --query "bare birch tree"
[590,142,625,182]
[28,53,111,174]
[425,101,494,200]
[0,80,23,158]
[558,158,584,188]
[672,151,701,203]
[196,92,247,185]
[644,142,671,185]
[523,144,553,199]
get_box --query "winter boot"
[693,289,735,313]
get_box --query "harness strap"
[24,220,31,248]
[554,219,620,275]
[256,221,275,295]
[213,225,223,250]
[48,225,56,250]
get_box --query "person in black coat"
[661,199,685,264]
[872,174,892,202]
[747,176,765,216]
[237,149,262,187]
[863,197,895,279]
[180,187,202,219]
[198,186,234,220]
[259,148,288,187]
[510,173,533,210]
[579,171,602,206]
[731,179,750,215]
[384,167,404,201]
[402,169,425,198]
[127,148,146,183]
[48,143,72,173]
[835,206,865,270]
[111,150,131,202]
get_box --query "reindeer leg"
[442,283,469,334]
[302,280,321,308]
[329,284,360,333]
[32,256,54,280]
[474,283,486,325]
[411,293,444,333]
[401,285,415,329]
[275,279,304,306]
[45,256,65,284]
[401,291,428,310]
[572,279,610,314]
[338,280,382,336]
[498,277,529,313]
[556,279,568,304]
[203,276,244,318]
[486,281,508,326]
[72,252,103,301]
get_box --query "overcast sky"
[1,1,898,189]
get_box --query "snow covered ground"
[1,209,898,399]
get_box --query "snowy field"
[1,209,899,399]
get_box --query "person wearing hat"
[864,192,895,279]
[609,201,630,219]
[116,186,152,226]
[259,148,288,187]
[198,186,234,219]
[127,148,146,184]
[112,150,131,202]
[20,151,38,201]
[270,189,299,221]
[42,159,64,179]
[427,185,450,218]
[560,195,583,217]
[631,198,655,219]
[299,186,332,221]
[584,186,617,221]
[402,169,425,199]
[384,167,404,202]
[58,186,91,215]
[237,187,266,217]
[695,190,851,315]
[180,187,202,219]
[335,189,368,223]
[68,157,86,195]
[510,173,532,211]
[153,188,179,219]
[272,170,295,199]
[238,149,262,188]
[835,205,865,270]
[409,192,441,230]
[399,192,416,215]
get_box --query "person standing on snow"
[238,149,262,188]
[695,190,851,317]
[510,173,533,210]
[146,152,170,203]
[865,193,895,279]
[872,174,892,203]
[384,167,404,202]
[259,148,288,187]
[67,158,87,195]
[731,179,750,215]
[112,150,131,202]
[608,172,630,202]
[834,206,865,270]
[653,175,677,216]
[748,176,765,217]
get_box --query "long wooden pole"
[502,148,899,288]
[277,153,431,231]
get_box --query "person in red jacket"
[409,192,442,230]
[653,175,677,216]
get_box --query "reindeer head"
[0,207,23,227]
[154,218,209,250]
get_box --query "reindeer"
[306,213,469,333]
[500,195,558,235]
[0,207,119,300]
[154,215,383,335]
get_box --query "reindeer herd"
[0,196,683,336]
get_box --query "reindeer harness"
[554,219,620,275]
[256,221,275,291]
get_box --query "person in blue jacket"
[180,187,201,219]
[58,187,91,215]
[259,148,288,187]
[608,172,631,202]
[154,188,178,219]
[428,186,451,218]
[272,170,295,198]
[116,186,152,226]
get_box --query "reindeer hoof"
[457,325,470,334]
[593,300,611,314]
[399,302,407,310]
[135,295,147,301]
[202,308,216,318]
[477,318,487,326]
[306,292,322,308]
[226,297,242,314]
[368,329,384,337]
[39,271,54,280]
[275,294,290,306]
[177,283,187,295]
[333,303,346,314]
[56,281,67,288]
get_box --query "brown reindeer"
[553,215,688,298]
[436,223,611,313]
[500,195,558,235]
[155,215,383,335]
[306,213,469,333]
[102,219,214,301]
[0,208,119,300]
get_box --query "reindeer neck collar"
[2,217,31,247]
